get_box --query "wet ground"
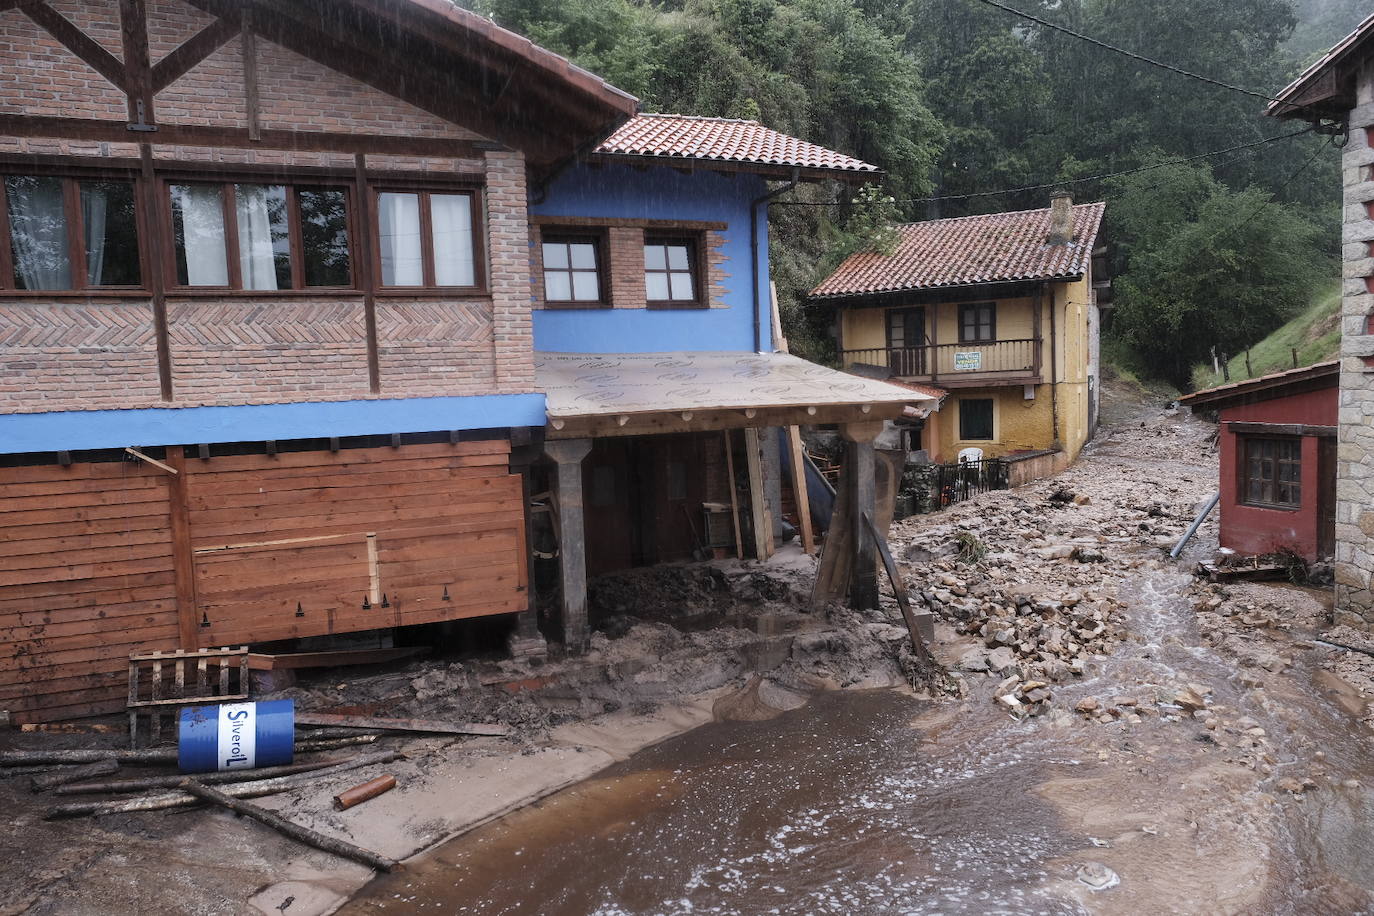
[338,560,1374,915]
[342,381,1374,915]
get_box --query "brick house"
[0,1,923,721]
[1267,13,1374,624]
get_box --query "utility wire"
[1195,137,1330,249]
[973,0,1285,104]
[772,126,1316,207]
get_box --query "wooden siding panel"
[1,440,527,722]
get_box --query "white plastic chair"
[957,447,984,464]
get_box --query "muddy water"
[343,569,1374,915]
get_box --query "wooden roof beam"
[151,16,239,93]
[22,1,128,90]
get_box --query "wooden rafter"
[21,1,128,90]
[149,16,237,93]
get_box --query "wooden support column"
[842,420,884,611]
[354,153,381,393]
[743,427,772,561]
[139,143,174,401]
[165,447,200,648]
[508,428,546,657]
[117,0,155,128]
[239,9,260,141]
[545,438,592,653]
[787,426,815,555]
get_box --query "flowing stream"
[341,567,1374,915]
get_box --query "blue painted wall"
[0,393,546,455]
[531,163,771,354]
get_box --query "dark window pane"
[81,180,140,286]
[959,398,995,440]
[6,175,71,290]
[299,188,351,287]
[170,184,228,286]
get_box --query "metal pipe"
[1170,491,1220,558]
[750,168,801,353]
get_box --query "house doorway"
[886,307,927,377]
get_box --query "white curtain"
[6,176,70,290]
[236,184,285,290]
[378,192,422,286]
[430,193,474,286]
[80,184,107,286]
[173,185,228,286]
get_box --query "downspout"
[751,167,801,354]
[1048,282,1061,450]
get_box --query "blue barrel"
[178,699,295,774]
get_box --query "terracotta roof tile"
[1269,11,1374,117]
[595,113,878,176]
[809,202,1106,299]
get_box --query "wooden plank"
[743,428,772,561]
[0,498,176,530]
[0,485,172,515]
[723,430,744,560]
[3,526,171,560]
[0,540,173,573]
[239,8,260,141]
[245,646,425,671]
[786,426,815,555]
[0,514,171,545]
[0,555,176,589]
[861,510,931,661]
[0,461,164,486]
[0,578,176,612]
[185,464,502,500]
[186,502,522,543]
[22,1,129,89]
[183,441,508,474]
[0,474,165,499]
[294,712,509,736]
[186,491,517,530]
[186,475,505,512]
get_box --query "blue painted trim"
[0,393,547,455]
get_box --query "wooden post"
[239,9,260,141]
[354,153,381,393]
[787,427,815,555]
[743,428,772,561]
[1244,349,1253,379]
[165,447,200,649]
[842,420,884,611]
[544,438,592,653]
[723,430,744,559]
[1292,347,1299,369]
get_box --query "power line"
[772,126,1315,207]
[973,0,1284,104]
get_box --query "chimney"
[1047,191,1073,245]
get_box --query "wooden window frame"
[371,185,486,296]
[644,234,706,310]
[1240,435,1302,510]
[540,227,609,309]
[162,176,360,294]
[958,397,996,442]
[0,169,149,296]
[958,302,997,344]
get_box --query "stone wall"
[1335,61,1374,625]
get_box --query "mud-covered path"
[343,382,1374,914]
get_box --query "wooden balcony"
[842,338,1042,388]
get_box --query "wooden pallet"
[127,646,249,747]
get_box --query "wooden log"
[55,757,353,796]
[291,727,385,740]
[44,751,403,819]
[333,774,396,810]
[31,759,119,793]
[294,735,380,752]
[293,713,510,737]
[180,779,399,872]
[861,511,931,665]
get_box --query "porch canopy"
[535,351,933,438]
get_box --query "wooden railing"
[842,338,1040,384]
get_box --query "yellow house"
[810,194,1107,466]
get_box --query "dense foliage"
[469,0,1356,384]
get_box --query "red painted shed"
[1179,362,1339,563]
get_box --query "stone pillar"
[842,420,884,610]
[760,428,785,544]
[545,438,593,652]
[1336,60,1374,627]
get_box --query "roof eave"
[808,272,1086,302]
[588,152,882,184]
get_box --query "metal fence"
[904,458,1010,514]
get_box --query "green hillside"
[1190,280,1342,391]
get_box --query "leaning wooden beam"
[861,510,932,665]
[55,757,352,796]
[44,751,403,819]
[30,759,118,793]
[181,779,400,872]
[293,713,510,737]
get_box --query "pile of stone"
[1071,683,1209,726]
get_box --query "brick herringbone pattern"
[168,301,365,345]
[376,301,492,343]
[0,303,156,347]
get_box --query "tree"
[1107,162,1330,388]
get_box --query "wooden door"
[583,439,638,576]
[887,307,927,376]
[1318,435,1337,559]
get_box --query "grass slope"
[1190,280,1342,391]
